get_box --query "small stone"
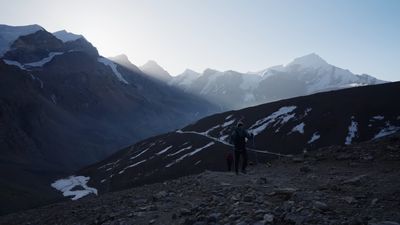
[256,177,268,184]
[231,196,239,201]
[207,212,221,223]
[148,219,156,224]
[370,222,400,225]
[273,188,297,196]
[370,198,378,206]
[300,166,311,173]
[263,213,274,222]
[180,208,192,216]
[313,201,329,211]
[292,157,304,163]
[148,205,158,211]
[243,194,254,202]
[336,153,353,160]
[342,174,368,186]
[154,190,168,199]
[343,196,357,204]
[254,209,267,215]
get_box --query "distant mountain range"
[138,53,386,110]
[68,82,400,199]
[0,24,217,214]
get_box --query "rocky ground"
[1,134,400,225]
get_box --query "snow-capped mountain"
[167,53,386,110]
[140,60,173,82]
[0,24,43,56]
[53,29,84,43]
[108,54,142,74]
[0,24,217,214]
[168,69,201,90]
[67,82,400,199]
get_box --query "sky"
[0,0,399,81]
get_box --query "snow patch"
[219,135,229,142]
[156,146,173,155]
[225,114,233,120]
[25,52,64,67]
[345,118,358,145]
[119,159,147,174]
[130,148,150,160]
[98,159,120,170]
[166,142,215,168]
[372,115,384,120]
[200,125,221,135]
[291,123,305,134]
[308,132,320,144]
[249,106,297,135]
[167,145,193,157]
[98,57,129,84]
[222,119,235,127]
[3,59,26,70]
[3,52,64,69]
[51,176,97,200]
[374,124,400,139]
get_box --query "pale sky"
[0,0,399,81]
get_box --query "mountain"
[168,53,386,110]
[168,69,201,90]
[53,29,84,43]
[140,60,173,82]
[0,24,43,56]
[108,54,142,74]
[0,24,218,214]
[54,82,400,201]
[2,133,400,224]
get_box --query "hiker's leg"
[242,151,248,172]
[234,151,240,174]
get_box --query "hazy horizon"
[1,0,399,81]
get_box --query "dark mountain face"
[0,26,218,214]
[72,82,400,199]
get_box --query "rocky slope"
[1,133,399,225]
[68,82,400,198]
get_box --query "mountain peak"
[0,24,45,56]
[287,53,329,68]
[110,54,130,63]
[203,68,220,76]
[53,29,83,43]
[140,60,172,81]
[181,69,200,76]
[142,60,160,67]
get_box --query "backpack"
[231,128,246,149]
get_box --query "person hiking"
[231,121,253,175]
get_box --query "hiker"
[231,121,253,175]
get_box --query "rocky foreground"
[1,134,400,225]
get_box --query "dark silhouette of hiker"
[231,121,253,175]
